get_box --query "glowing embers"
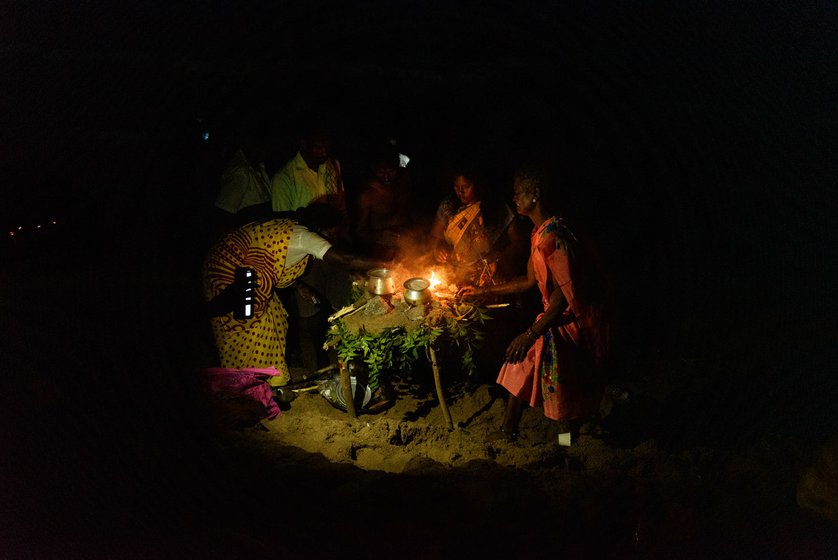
[424,268,457,299]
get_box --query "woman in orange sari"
[202,204,387,388]
[461,168,609,441]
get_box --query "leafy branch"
[325,304,491,389]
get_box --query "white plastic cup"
[558,432,572,447]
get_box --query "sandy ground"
[198,366,838,559]
[260,380,577,473]
[2,236,838,559]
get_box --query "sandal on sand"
[272,386,298,404]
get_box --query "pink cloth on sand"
[202,366,282,420]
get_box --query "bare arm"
[504,266,569,363]
[322,247,389,272]
[430,215,446,244]
[460,256,537,298]
[429,215,452,263]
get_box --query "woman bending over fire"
[202,204,388,388]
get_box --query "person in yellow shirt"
[270,128,345,217]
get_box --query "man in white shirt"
[216,149,271,213]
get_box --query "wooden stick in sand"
[339,361,357,418]
[429,346,454,431]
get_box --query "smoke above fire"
[385,235,459,296]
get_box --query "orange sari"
[496,217,604,421]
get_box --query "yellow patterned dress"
[202,219,312,386]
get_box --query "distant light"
[36,225,42,229]
[17,226,22,231]
[9,231,14,236]
[202,131,210,141]
[52,220,57,225]
[398,153,410,168]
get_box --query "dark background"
[2,0,838,557]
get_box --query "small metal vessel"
[403,277,431,306]
[367,268,396,296]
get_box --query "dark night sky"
[2,2,838,556]
[2,1,837,420]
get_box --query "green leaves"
[327,323,400,389]
[325,305,491,386]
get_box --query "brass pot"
[367,268,396,296]
[403,277,431,306]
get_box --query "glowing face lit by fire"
[453,175,479,206]
[374,165,397,186]
[512,178,538,216]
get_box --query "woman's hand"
[505,331,537,363]
[457,285,481,300]
[435,245,450,264]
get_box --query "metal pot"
[367,268,396,296]
[403,277,431,306]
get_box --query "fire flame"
[426,268,457,297]
[428,270,442,290]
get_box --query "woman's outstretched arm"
[459,256,537,298]
[322,247,390,272]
